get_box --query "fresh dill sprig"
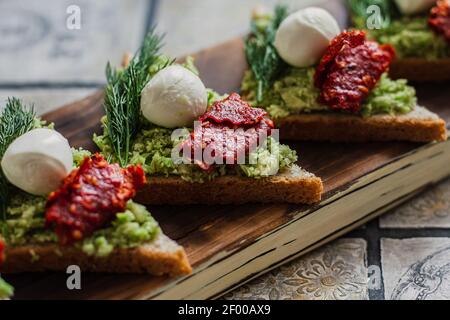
[0,98,36,228]
[103,29,170,167]
[245,5,288,103]
[347,0,399,29]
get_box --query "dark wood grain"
[5,36,450,301]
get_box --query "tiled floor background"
[1,0,450,300]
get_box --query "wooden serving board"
[5,37,450,300]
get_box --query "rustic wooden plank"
[44,90,104,150]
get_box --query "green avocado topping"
[0,277,14,299]
[241,68,417,119]
[239,137,298,177]
[361,17,449,60]
[1,192,161,258]
[362,74,417,117]
[348,0,449,60]
[242,67,327,119]
[80,201,160,258]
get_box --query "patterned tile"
[0,0,148,83]
[381,238,450,300]
[380,178,450,229]
[226,239,368,300]
[0,88,97,115]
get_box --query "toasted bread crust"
[135,166,323,205]
[0,234,192,276]
[276,107,447,142]
[390,58,450,82]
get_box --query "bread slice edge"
[390,58,450,82]
[135,165,323,205]
[276,106,447,142]
[1,233,192,276]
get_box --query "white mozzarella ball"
[1,128,73,196]
[140,65,208,128]
[395,0,436,15]
[274,7,341,68]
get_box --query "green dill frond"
[103,28,171,167]
[0,98,36,229]
[245,5,288,103]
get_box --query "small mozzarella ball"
[1,128,73,196]
[274,7,341,68]
[140,65,208,128]
[395,0,436,16]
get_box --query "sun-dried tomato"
[182,94,274,171]
[45,154,146,245]
[314,30,366,89]
[200,93,268,126]
[315,30,395,113]
[429,0,450,43]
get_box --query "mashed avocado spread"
[1,194,160,259]
[0,149,161,258]
[241,68,417,119]
[0,277,13,299]
[357,17,449,60]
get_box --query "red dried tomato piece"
[315,30,395,113]
[0,237,5,265]
[429,0,450,43]
[185,119,273,171]
[315,30,366,89]
[200,93,268,126]
[45,154,146,245]
[182,93,274,171]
